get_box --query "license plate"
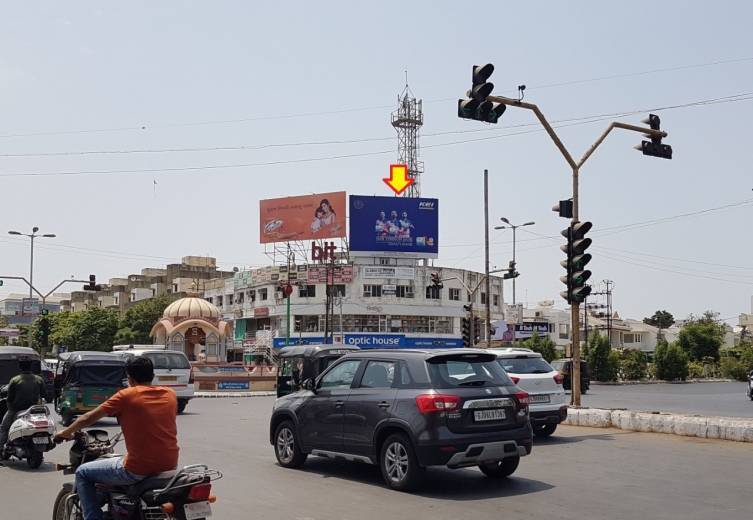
[473,409,505,422]
[184,501,212,519]
[528,394,551,403]
[32,436,49,445]
[160,376,178,382]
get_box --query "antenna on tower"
[391,74,424,198]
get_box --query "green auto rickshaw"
[54,352,127,426]
[276,344,360,398]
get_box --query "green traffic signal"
[560,221,593,304]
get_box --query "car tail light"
[415,394,460,414]
[187,483,212,501]
[553,373,564,385]
[510,376,520,384]
[514,391,529,417]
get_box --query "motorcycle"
[0,384,56,469]
[53,429,222,520]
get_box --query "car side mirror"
[302,378,316,393]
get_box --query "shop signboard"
[362,266,416,279]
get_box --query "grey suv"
[269,349,533,491]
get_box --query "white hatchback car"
[112,345,194,414]
[489,348,568,437]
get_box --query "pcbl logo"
[418,201,435,210]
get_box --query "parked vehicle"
[113,347,194,414]
[270,349,533,491]
[276,344,360,397]
[54,352,127,426]
[490,348,567,437]
[0,386,55,469]
[53,429,221,520]
[550,358,590,393]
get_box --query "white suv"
[489,348,568,437]
[112,346,194,414]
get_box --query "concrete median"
[564,407,753,443]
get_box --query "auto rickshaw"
[0,347,44,418]
[54,352,127,426]
[276,344,360,397]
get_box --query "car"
[112,346,194,413]
[550,358,591,394]
[270,349,533,491]
[490,348,567,437]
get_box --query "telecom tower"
[391,83,424,198]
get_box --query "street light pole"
[494,219,535,305]
[8,227,56,347]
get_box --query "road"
[2,396,752,519]
[583,381,753,418]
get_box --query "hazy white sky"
[1,1,752,323]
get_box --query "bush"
[687,361,705,379]
[678,311,725,362]
[519,332,559,362]
[720,356,748,381]
[619,349,648,381]
[654,339,689,381]
[586,332,618,382]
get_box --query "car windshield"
[143,352,191,370]
[427,354,513,388]
[497,356,554,374]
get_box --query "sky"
[1,1,752,324]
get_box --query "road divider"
[564,407,753,443]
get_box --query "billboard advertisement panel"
[349,195,438,257]
[260,192,346,244]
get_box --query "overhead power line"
[0,55,751,140]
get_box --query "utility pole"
[494,218,534,305]
[484,169,491,347]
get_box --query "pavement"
[2,396,753,519]
[581,381,753,418]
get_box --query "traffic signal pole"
[484,169,492,347]
[481,94,668,406]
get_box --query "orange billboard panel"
[260,191,346,244]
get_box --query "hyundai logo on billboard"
[349,195,439,258]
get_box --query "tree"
[585,332,618,381]
[117,295,176,344]
[74,308,119,351]
[0,315,8,346]
[643,310,675,338]
[519,332,559,362]
[678,311,726,361]
[619,349,648,381]
[654,338,689,381]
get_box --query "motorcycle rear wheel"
[52,488,80,520]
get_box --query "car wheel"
[479,456,520,478]
[533,423,557,437]
[177,399,188,414]
[380,433,423,491]
[274,421,307,468]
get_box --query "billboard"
[260,191,346,244]
[349,195,438,258]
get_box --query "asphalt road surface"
[583,381,753,418]
[1,396,752,520]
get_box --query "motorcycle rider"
[54,356,179,520]
[0,357,46,455]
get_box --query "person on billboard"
[310,207,325,233]
[398,211,414,238]
[319,199,336,226]
[387,210,400,236]
[375,211,388,235]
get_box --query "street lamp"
[7,227,56,347]
[494,218,535,305]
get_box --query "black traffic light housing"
[430,272,444,289]
[503,260,519,280]
[83,274,102,291]
[458,63,507,124]
[461,317,471,347]
[473,316,481,344]
[560,221,593,304]
[39,315,51,352]
[637,114,672,159]
[552,199,574,219]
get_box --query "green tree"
[654,338,689,381]
[0,315,8,346]
[74,308,119,351]
[585,332,618,381]
[619,349,648,381]
[739,342,753,373]
[519,332,559,362]
[117,295,175,344]
[678,311,726,361]
[643,310,675,330]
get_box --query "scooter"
[54,429,221,520]
[0,385,56,469]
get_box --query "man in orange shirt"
[55,357,179,520]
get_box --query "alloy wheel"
[276,427,295,464]
[384,441,409,483]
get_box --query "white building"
[204,256,505,352]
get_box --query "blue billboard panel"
[349,195,438,258]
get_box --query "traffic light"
[83,274,102,291]
[461,317,471,347]
[560,221,593,304]
[473,316,481,345]
[458,63,507,124]
[430,272,443,289]
[39,316,51,352]
[636,113,672,159]
[503,260,519,280]
[552,199,574,219]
